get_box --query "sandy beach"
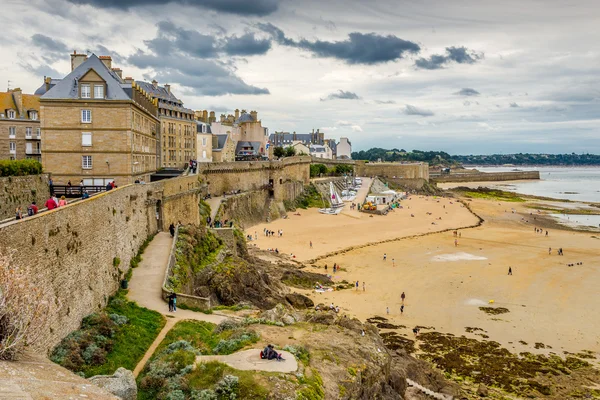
[246,188,600,358]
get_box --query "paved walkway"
[127,231,298,377]
[196,349,298,373]
[205,196,223,222]
[128,232,227,376]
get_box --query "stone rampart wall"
[0,175,202,353]
[431,171,540,183]
[199,156,310,196]
[0,174,51,220]
[355,162,429,180]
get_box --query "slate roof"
[41,54,129,100]
[269,133,315,144]
[196,121,212,134]
[34,79,62,96]
[136,81,178,102]
[213,134,228,151]
[236,113,255,123]
[235,141,261,155]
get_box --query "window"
[94,85,104,99]
[9,142,16,151]
[9,126,16,138]
[202,137,207,146]
[81,109,92,123]
[81,84,91,98]
[36,128,41,137]
[7,110,15,119]
[82,132,92,146]
[30,111,38,120]
[26,127,32,137]
[82,155,92,169]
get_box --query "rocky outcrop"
[285,293,314,309]
[89,368,137,400]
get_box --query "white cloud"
[351,125,363,132]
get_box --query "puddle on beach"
[551,214,600,230]
[431,252,488,262]
[465,298,488,306]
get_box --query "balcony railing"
[25,149,41,155]
[25,134,41,140]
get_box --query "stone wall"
[0,175,202,353]
[199,156,310,197]
[431,171,540,183]
[384,178,427,190]
[0,174,50,221]
[355,162,429,180]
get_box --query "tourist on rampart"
[48,177,54,195]
[169,223,175,237]
[45,196,57,210]
[67,180,72,195]
[27,201,38,216]
[58,196,68,207]
[106,182,113,191]
[82,190,90,199]
[15,207,23,220]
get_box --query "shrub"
[215,375,239,399]
[109,313,129,325]
[0,257,59,360]
[0,159,42,176]
[212,330,259,355]
[283,345,310,364]
[191,389,217,400]
[215,319,242,333]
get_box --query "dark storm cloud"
[257,23,420,65]
[65,0,281,16]
[129,51,269,96]
[415,46,483,69]
[31,34,68,53]
[222,33,271,56]
[455,88,480,96]
[403,104,434,116]
[320,90,361,101]
[20,62,62,79]
[147,21,218,58]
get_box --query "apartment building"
[39,52,159,185]
[136,80,196,168]
[0,88,41,161]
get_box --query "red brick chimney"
[99,56,112,69]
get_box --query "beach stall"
[366,190,397,205]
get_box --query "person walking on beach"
[549,247,552,255]
[386,307,390,315]
[508,267,512,275]
[392,258,395,267]
[310,241,313,249]
[454,239,458,247]
[362,282,365,291]
[355,281,359,290]
[400,304,404,315]
[546,230,548,236]
[383,253,387,261]
[401,292,406,303]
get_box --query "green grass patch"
[291,184,325,209]
[463,189,524,202]
[212,304,253,312]
[297,368,325,400]
[50,290,165,377]
[138,320,262,399]
[177,303,213,314]
[130,233,156,269]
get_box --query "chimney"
[220,114,225,123]
[112,68,122,79]
[164,84,170,93]
[99,56,112,69]
[152,80,158,88]
[44,76,52,92]
[250,110,258,121]
[209,111,216,123]
[124,76,134,84]
[203,110,208,122]
[293,131,297,141]
[70,50,88,71]
[234,109,240,120]
[11,88,23,116]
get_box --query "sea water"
[473,166,600,203]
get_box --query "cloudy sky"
[2,0,599,154]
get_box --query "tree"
[0,256,60,360]
[285,146,297,157]
[273,146,285,158]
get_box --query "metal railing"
[51,185,107,198]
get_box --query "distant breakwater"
[430,171,540,183]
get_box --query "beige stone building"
[196,121,213,162]
[39,52,159,185]
[0,88,41,162]
[201,108,269,160]
[212,134,235,162]
[137,80,195,169]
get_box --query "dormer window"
[81,84,91,98]
[94,85,104,99]
[30,111,38,120]
[7,110,15,119]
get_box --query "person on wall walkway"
[169,223,175,238]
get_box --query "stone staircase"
[264,196,274,223]
[406,378,453,400]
